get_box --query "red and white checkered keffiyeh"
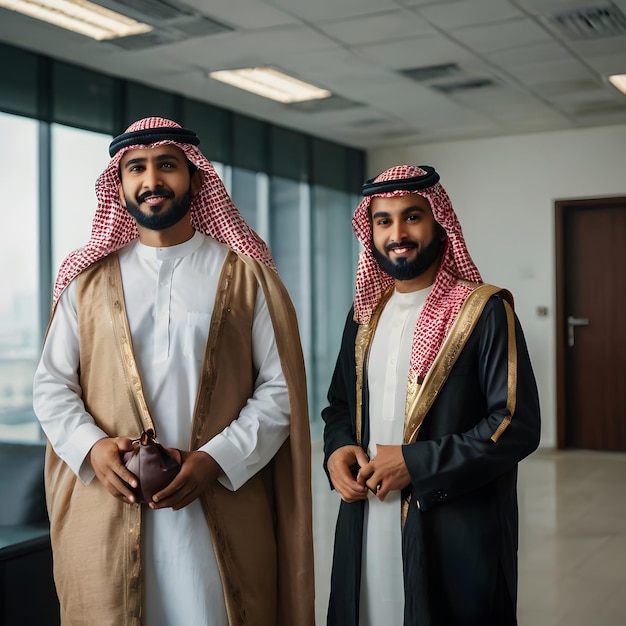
[352,165,483,381]
[52,117,275,307]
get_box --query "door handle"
[567,316,589,348]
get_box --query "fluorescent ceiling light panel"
[209,66,331,103]
[0,0,153,40]
[608,74,626,95]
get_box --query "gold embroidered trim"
[401,284,514,525]
[403,284,505,445]
[123,497,142,622]
[190,251,248,626]
[404,378,421,421]
[102,254,146,623]
[354,286,394,447]
[105,255,155,434]
[191,250,236,448]
[490,297,517,442]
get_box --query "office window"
[182,99,231,164]
[270,177,312,370]
[123,83,179,130]
[233,115,267,172]
[230,167,271,240]
[0,41,366,439]
[270,126,308,183]
[51,124,111,276]
[52,62,118,135]
[310,186,358,430]
[0,43,39,118]
[0,113,40,441]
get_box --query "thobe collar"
[389,284,433,310]
[134,229,205,261]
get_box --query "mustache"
[385,241,418,252]
[137,187,175,203]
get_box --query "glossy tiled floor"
[311,441,626,625]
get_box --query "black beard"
[124,188,191,231]
[371,235,442,281]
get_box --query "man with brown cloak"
[322,165,541,625]
[33,117,314,625]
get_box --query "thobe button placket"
[382,302,414,422]
[154,259,175,361]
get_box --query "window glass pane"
[52,61,118,134]
[51,124,112,276]
[271,126,308,182]
[347,149,366,195]
[182,99,231,164]
[312,138,348,191]
[233,115,268,172]
[231,167,260,233]
[270,176,312,406]
[0,113,40,441]
[310,186,357,431]
[212,161,227,185]
[123,83,178,129]
[0,43,39,118]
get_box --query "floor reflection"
[311,443,626,626]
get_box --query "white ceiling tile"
[451,18,553,53]
[263,0,399,22]
[505,58,599,84]
[269,48,405,101]
[548,88,624,110]
[533,78,605,96]
[513,0,619,16]
[565,35,626,58]
[317,10,436,45]
[445,85,555,117]
[585,52,626,76]
[166,25,339,72]
[570,106,626,126]
[184,0,297,29]
[486,42,571,68]
[355,34,478,70]
[417,0,523,29]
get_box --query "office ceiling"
[1,0,626,149]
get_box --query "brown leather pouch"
[123,429,182,504]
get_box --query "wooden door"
[555,198,626,451]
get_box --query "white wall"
[369,124,626,448]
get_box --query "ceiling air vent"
[100,0,193,21]
[174,17,230,37]
[400,63,461,82]
[286,95,363,113]
[349,117,393,127]
[432,78,497,94]
[97,0,233,48]
[550,3,626,39]
[574,100,626,115]
[111,31,180,50]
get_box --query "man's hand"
[327,445,370,503]
[88,437,137,504]
[149,450,221,511]
[356,444,411,501]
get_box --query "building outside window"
[0,112,40,441]
[0,44,364,443]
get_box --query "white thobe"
[359,286,431,626]
[33,231,291,626]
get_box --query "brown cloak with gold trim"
[44,251,314,626]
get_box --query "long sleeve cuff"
[62,422,109,483]
[199,434,249,492]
